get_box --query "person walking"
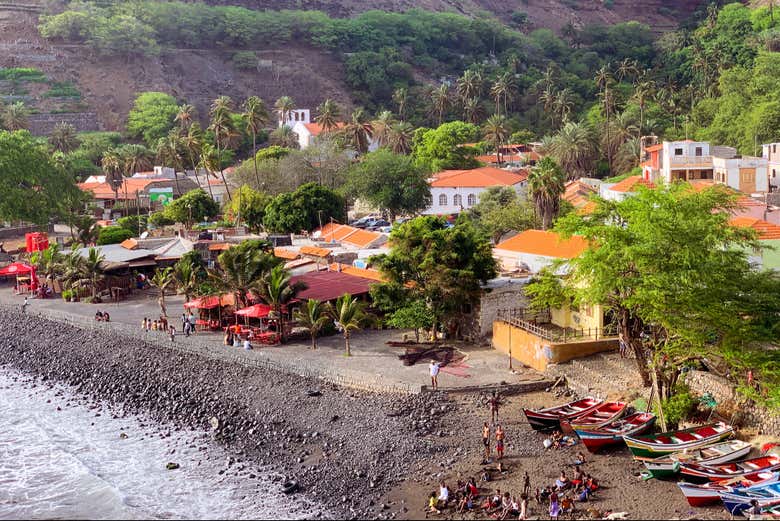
[482,422,491,463]
[489,391,501,423]
[181,313,187,333]
[188,312,197,335]
[429,360,441,390]
[169,325,176,342]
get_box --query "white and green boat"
[624,422,734,459]
[641,439,752,479]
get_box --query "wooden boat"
[677,471,780,507]
[681,454,780,481]
[522,397,603,431]
[560,401,627,433]
[641,440,752,479]
[623,422,734,459]
[720,482,780,516]
[574,412,656,453]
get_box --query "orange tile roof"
[120,238,138,250]
[730,216,780,239]
[475,154,525,164]
[609,175,655,193]
[302,122,346,137]
[77,178,161,200]
[430,167,528,188]
[563,180,596,208]
[737,195,765,208]
[274,247,299,260]
[208,243,232,251]
[328,263,386,282]
[578,201,598,215]
[494,229,588,259]
[300,245,332,258]
[316,223,383,248]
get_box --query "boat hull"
[682,461,780,481]
[522,398,603,432]
[624,424,733,459]
[643,460,680,479]
[575,414,657,453]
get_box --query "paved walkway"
[3,287,548,393]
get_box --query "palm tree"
[631,80,654,137]
[269,125,299,149]
[209,95,236,201]
[341,108,373,154]
[483,114,509,165]
[553,88,575,127]
[73,215,99,246]
[528,157,565,230]
[392,87,408,121]
[293,298,330,349]
[2,101,29,130]
[150,266,174,318]
[182,122,209,195]
[462,97,483,124]
[370,110,395,147]
[429,84,451,125]
[101,149,123,206]
[616,58,639,84]
[387,122,414,154]
[315,98,341,133]
[242,96,269,187]
[541,121,597,180]
[213,246,279,308]
[118,144,153,178]
[256,264,304,343]
[156,130,184,196]
[172,256,203,303]
[274,95,296,127]
[49,122,79,153]
[175,104,195,131]
[456,69,483,103]
[60,245,86,290]
[595,65,614,174]
[30,244,63,285]
[490,72,516,116]
[82,247,105,300]
[328,293,375,357]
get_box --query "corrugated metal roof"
[291,270,375,302]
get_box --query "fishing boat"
[623,422,734,459]
[574,412,656,453]
[522,397,603,431]
[720,482,780,516]
[680,454,780,481]
[641,439,752,479]
[560,401,627,433]
[677,471,780,507]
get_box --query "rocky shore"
[0,310,462,519]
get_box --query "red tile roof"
[730,216,780,239]
[208,243,232,251]
[328,263,386,282]
[290,270,374,302]
[316,223,383,248]
[302,122,346,137]
[274,247,299,260]
[77,178,162,200]
[494,229,588,259]
[430,167,528,188]
[609,175,655,193]
[299,245,332,258]
[563,180,596,208]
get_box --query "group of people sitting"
[224,329,253,350]
[537,467,600,519]
[428,476,532,520]
[94,310,110,322]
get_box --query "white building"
[291,121,379,153]
[423,167,528,215]
[642,140,768,193]
[278,109,311,128]
[762,142,780,190]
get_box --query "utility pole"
[136,190,141,236]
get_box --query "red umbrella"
[235,303,272,318]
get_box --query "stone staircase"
[547,352,649,400]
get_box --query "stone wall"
[686,370,780,435]
[28,112,100,135]
[475,280,529,338]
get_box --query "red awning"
[0,262,35,276]
[235,303,272,318]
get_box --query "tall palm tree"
[387,122,414,154]
[462,97,483,124]
[175,104,195,131]
[209,95,236,201]
[49,122,79,153]
[242,96,269,187]
[482,114,509,165]
[82,247,105,300]
[172,255,203,303]
[274,95,296,127]
[256,264,304,343]
[595,65,615,174]
[156,130,184,196]
[2,101,29,130]
[118,144,153,177]
[293,298,330,349]
[101,149,123,206]
[370,110,395,147]
[553,88,575,127]
[341,108,373,154]
[315,98,341,133]
[182,122,210,196]
[60,245,86,289]
[150,266,174,318]
[490,72,516,116]
[392,87,408,121]
[429,84,451,125]
[212,246,279,308]
[456,69,483,103]
[528,157,565,230]
[541,121,597,180]
[328,293,374,357]
[631,80,654,138]
[616,58,639,84]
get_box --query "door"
[740,168,756,193]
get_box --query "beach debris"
[282,479,299,494]
[209,416,219,431]
[119,432,128,439]
[306,390,322,397]
[165,462,180,470]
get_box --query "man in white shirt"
[429,360,441,390]
[243,338,252,350]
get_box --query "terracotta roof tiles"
[430,167,528,188]
[274,247,299,260]
[299,245,332,258]
[609,175,655,193]
[730,216,780,239]
[494,229,588,259]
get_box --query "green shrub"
[232,51,258,70]
[116,214,148,234]
[149,211,174,227]
[45,81,81,98]
[96,225,133,245]
[654,384,697,427]
[0,67,47,82]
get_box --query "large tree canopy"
[126,92,179,147]
[411,121,481,172]
[263,182,344,233]
[0,130,81,225]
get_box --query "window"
[695,147,703,157]
[453,194,462,207]
[467,193,476,206]
[438,193,447,206]
[674,148,683,156]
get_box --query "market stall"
[183,294,235,331]
[0,262,39,294]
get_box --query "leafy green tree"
[328,293,375,356]
[386,299,435,343]
[255,146,291,161]
[371,216,497,339]
[116,214,147,235]
[212,240,279,308]
[161,189,220,225]
[411,121,480,172]
[0,130,81,225]
[257,264,305,342]
[468,186,537,243]
[225,184,271,232]
[346,149,430,222]
[263,182,345,233]
[528,157,566,230]
[126,92,179,147]
[294,298,331,349]
[96,225,133,245]
[89,14,159,57]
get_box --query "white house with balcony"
[423,166,528,215]
[642,140,768,193]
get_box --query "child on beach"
[489,391,500,423]
[519,494,529,520]
[427,492,441,515]
[549,490,560,520]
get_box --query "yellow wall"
[493,321,618,372]
[550,302,604,330]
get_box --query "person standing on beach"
[169,325,175,342]
[181,313,187,333]
[21,296,28,313]
[482,422,491,463]
[429,360,441,390]
[489,391,500,423]
[495,424,505,460]
[188,312,197,335]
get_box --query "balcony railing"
[496,308,618,344]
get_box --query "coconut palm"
[616,58,639,83]
[387,121,414,154]
[293,298,330,349]
[328,293,375,357]
[456,69,483,102]
[82,247,105,300]
[315,98,341,133]
[101,149,123,205]
[49,122,79,153]
[482,114,509,165]
[209,95,236,201]
[256,264,305,343]
[392,87,408,121]
[490,72,516,116]
[553,88,575,127]
[269,125,299,149]
[172,255,203,303]
[371,110,395,147]
[341,108,373,154]
[528,157,565,230]
[156,130,184,196]
[462,97,484,124]
[59,245,86,290]
[118,144,153,177]
[73,215,99,246]
[182,123,210,195]
[2,101,29,130]
[30,244,63,285]
[595,65,615,174]
[212,246,279,308]
[428,84,451,125]
[242,96,269,187]
[175,104,195,131]
[541,121,597,180]
[274,95,296,127]
[631,80,654,137]
[150,266,174,318]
